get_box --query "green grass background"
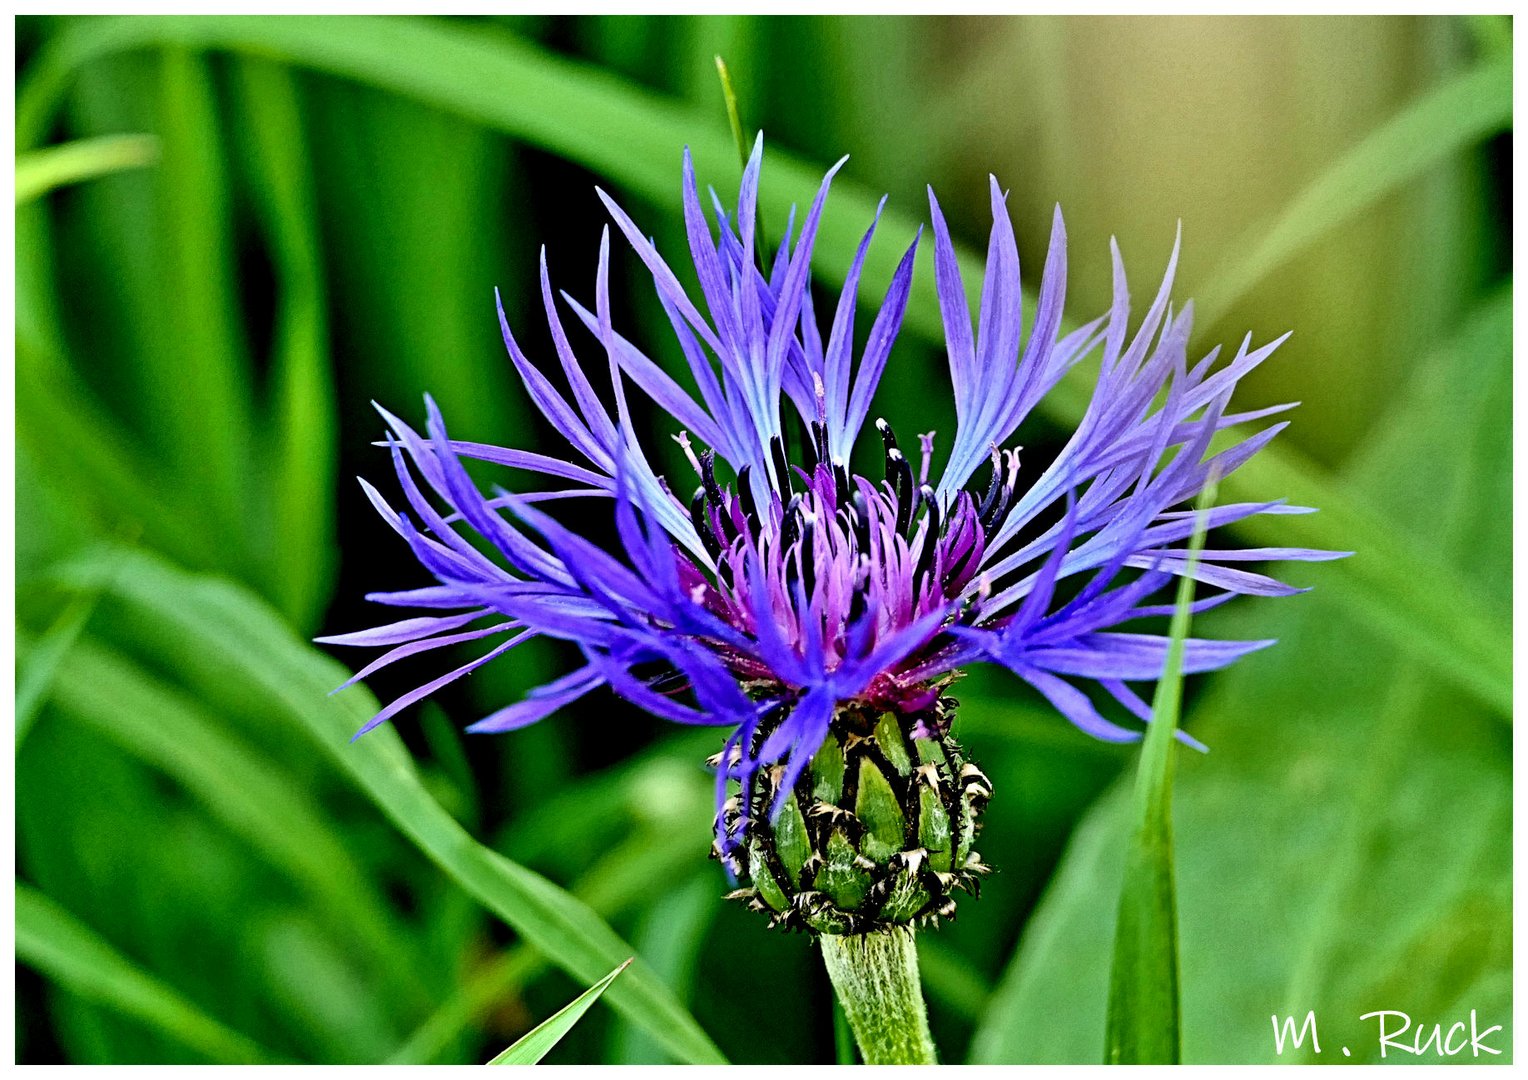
[14,14,1511,1064]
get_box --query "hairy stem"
[820,928,937,1065]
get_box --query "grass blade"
[231,57,338,632]
[1196,56,1511,327]
[15,571,113,748]
[152,48,256,555]
[23,632,418,997]
[16,885,277,1064]
[714,55,750,169]
[12,15,1509,716]
[15,133,158,204]
[1104,477,1218,1063]
[15,347,221,571]
[53,546,727,1066]
[487,958,632,1064]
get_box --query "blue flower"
[320,137,1343,860]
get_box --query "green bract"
[722,700,991,934]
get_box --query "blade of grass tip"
[714,53,766,253]
[15,133,159,204]
[392,943,541,1065]
[486,958,633,1064]
[1195,55,1511,328]
[714,55,749,168]
[13,16,1509,714]
[16,884,280,1063]
[1105,474,1220,1064]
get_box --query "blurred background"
[14,14,1511,1064]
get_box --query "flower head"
[320,137,1340,873]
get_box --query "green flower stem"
[820,928,937,1064]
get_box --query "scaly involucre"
[321,137,1341,859]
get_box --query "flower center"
[681,419,1021,683]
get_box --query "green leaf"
[231,58,337,632]
[15,349,220,572]
[151,48,256,555]
[971,601,1511,1065]
[14,15,1508,717]
[15,133,159,204]
[52,547,727,1065]
[303,75,530,448]
[15,563,114,747]
[16,884,276,1063]
[23,630,417,998]
[1104,479,1217,1064]
[1196,57,1511,327]
[487,958,632,1064]
[811,732,847,804]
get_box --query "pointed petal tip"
[1178,730,1210,753]
[349,717,385,743]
